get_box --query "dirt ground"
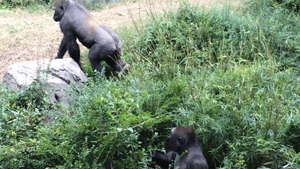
[0,0,236,80]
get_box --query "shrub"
[0,80,54,168]
[132,1,300,76]
[247,0,300,13]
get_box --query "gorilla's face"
[165,129,183,153]
[52,4,64,22]
[165,127,193,154]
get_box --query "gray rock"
[2,58,87,109]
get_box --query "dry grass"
[0,0,241,80]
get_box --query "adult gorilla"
[151,127,208,169]
[52,0,127,77]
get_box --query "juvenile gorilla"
[52,0,127,77]
[152,127,208,169]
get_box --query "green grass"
[1,0,300,168]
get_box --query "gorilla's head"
[165,127,196,154]
[52,0,67,22]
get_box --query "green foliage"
[247,0,300,13]
[0,0,50,8]
[244,0,300,72]
[133,2,262,68]
[0,80,54,168]
[193,62,300,168]
[133,0,300,75]
[84,0,106,10]
[1,0,300,168]
[0,0,111,10]
[6,80,51,111]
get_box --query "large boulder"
[2,58,87,109]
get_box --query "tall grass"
[1,0,300,168]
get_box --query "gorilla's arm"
[55,36,67,59]
[152,150,175,163]
[57,31,81,67]
[174,147,208,169]
[187,153,209,169]
[187,146,208,169]
[151,150,176,168]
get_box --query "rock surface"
[2,58,87,109]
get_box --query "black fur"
[152,127,208,169]
[150,149,177,168]
[53,0,127,77]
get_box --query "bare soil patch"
[0,0,235,80]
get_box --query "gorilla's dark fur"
[150,149,177,169]
[151,127,208,169]
[53,0,127,77]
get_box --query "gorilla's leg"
[100,25,122,51]
[88,43,122,74]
